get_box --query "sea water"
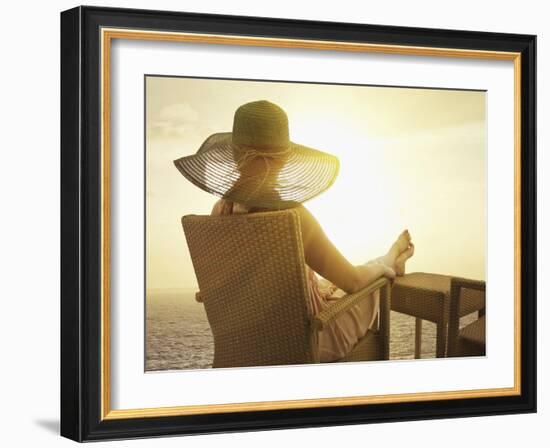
[146,290,473,371]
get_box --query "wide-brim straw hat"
[173,100,340,210]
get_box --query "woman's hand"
[351,261,394,292]
[362,261,396,285]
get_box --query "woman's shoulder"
[211,200,317,224]
[211,198,231,215]
[211,199,253,216]
[291,204,318,228]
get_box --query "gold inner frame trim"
[100,27,522,420]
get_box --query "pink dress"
[211,199,379,362]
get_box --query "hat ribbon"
[235,144,291,170]
[232,145,291,202]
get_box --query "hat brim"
[173,132,340,210]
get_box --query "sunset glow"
[146,76,486,291]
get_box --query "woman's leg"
[318,289,379,362]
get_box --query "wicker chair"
[447,277,486,357]
[182,209,391,368]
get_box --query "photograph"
[145,75,487,371]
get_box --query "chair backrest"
[182,209,317,368]
[447,277,486,357]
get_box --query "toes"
[403,243,415,258]
[394,242,415,277]
[401,229,411,243]
[392,230,413,257]
[397,243,415,262]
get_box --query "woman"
[174,100,414,362]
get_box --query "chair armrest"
[313,278,390,331]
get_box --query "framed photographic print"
[60,5,537,442]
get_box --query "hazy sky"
[146,76,486,291]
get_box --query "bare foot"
[394,243,415,276]
[372,230,413,273]
[385,230,411,265]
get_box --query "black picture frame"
[61,5,536,442]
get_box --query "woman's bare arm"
[294,205,394,294]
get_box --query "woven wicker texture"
[458,288,485,316]
[392,272,485,358]
[457,316,486,356]
[339,330,381,362]
[393,273,485,322]
[314,278,389,330]
[392,273,448,323]
[183,210,314,367]
[395,272,452,292]
[182,209,389,367]
[448,277,486,357]
[460,316,486,345]
[340,282,391,362]
[173,101,340,210]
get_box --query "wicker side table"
[392,272,452,358]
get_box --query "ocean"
[146,290,471,371]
